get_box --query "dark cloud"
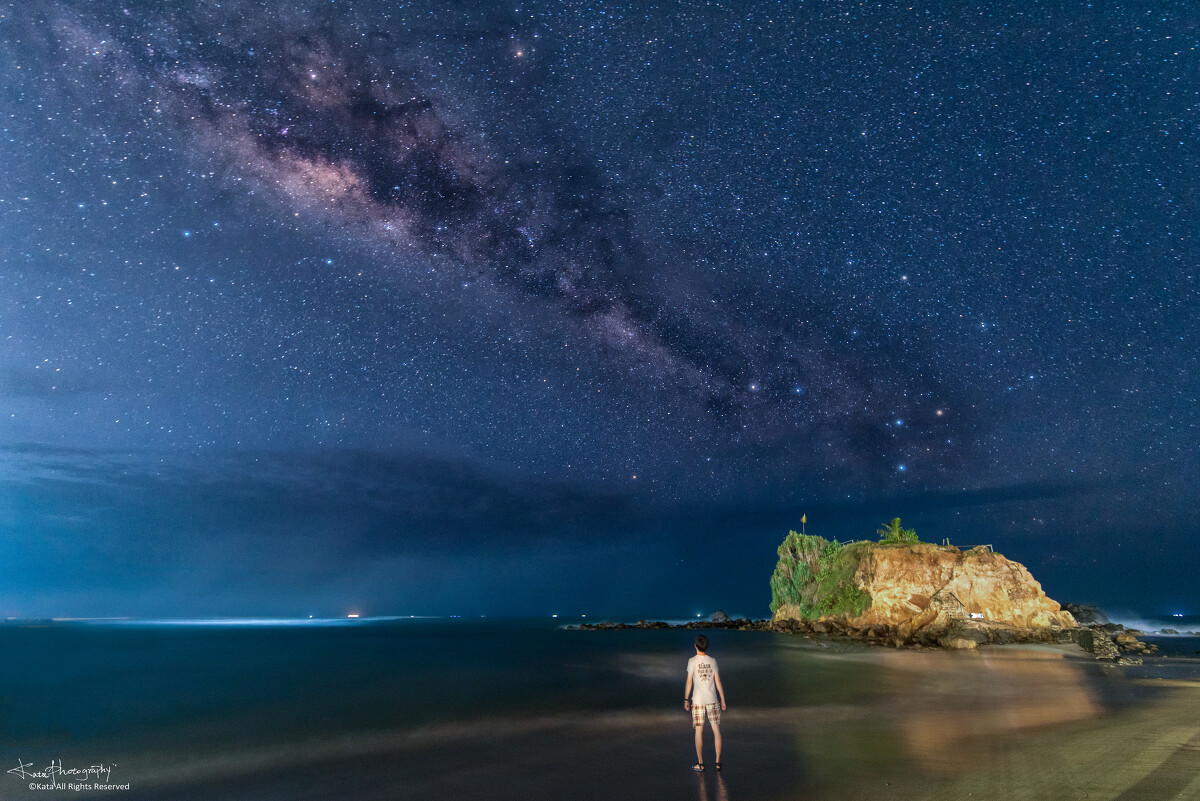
[0,443,664,616]
[3,441,1164,558]
[0,443,645,551]
[2,444,1195,616]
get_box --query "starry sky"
[1,0,1196,619]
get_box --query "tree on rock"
[877,517,919,544]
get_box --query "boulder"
[943,637,979,650]
[938,619,991,648]
[1114,630,1157,654]
[1114,631,1139,648]
[1074,627,1120,660]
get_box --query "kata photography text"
[7,759,130,792]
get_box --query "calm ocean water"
[2,618,1198,800]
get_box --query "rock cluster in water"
[1070,621,1161,663]
[568,612,1157,661]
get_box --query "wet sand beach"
[122,645,1200,801]
[124,683,1200,801]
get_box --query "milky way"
[10,1,970,472]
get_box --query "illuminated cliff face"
[774,542,1077,634]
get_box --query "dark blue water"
[1141,635,1200,658]
[2,618,1197,800]
[1110,613,1200,635]
[0,618,820,748]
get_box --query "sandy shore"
[826,667,1200,800]
[874,673,1200,801]
[102,644,1200,801]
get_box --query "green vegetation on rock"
[769,530,872,619]
[876,517,919,544]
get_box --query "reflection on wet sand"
[779,644,1106,794]
[695,771,730,801]
[878,648,1100,770]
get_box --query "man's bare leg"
[712,722,722,764]
[694,722,705,764]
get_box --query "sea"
[2,617,1199,800]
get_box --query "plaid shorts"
[692,702,721,727]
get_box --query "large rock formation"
[771,534,1076,648]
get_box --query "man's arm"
[714,670,726,710]
[683,672,693,710]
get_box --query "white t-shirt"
[687,654,720,705]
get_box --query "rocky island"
[575,519,1158,660]
[768,524,1076,649]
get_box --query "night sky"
[1,1,1196,619]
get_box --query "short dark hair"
[694,635,708,652]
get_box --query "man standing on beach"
[684,634,726,771]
